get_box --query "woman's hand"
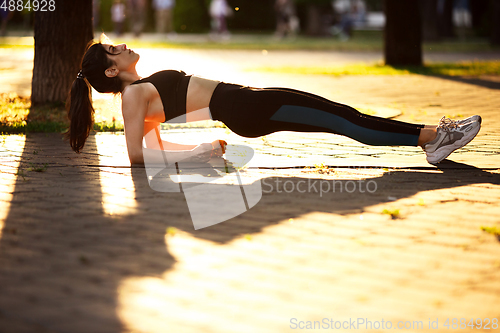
[211,140,227,158]
[187,143,213,163]
[181,140,227,164]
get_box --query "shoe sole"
[426,120,481,164]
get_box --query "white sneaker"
[423,116,481,164]
[456,115,481,125]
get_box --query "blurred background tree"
[491,0,500,45]
[31,0,93,106]
[421,0,441,42]
[173,0,210,33]
[469,0,490,37]
[226,0,275,32]
[294,0,332,36]
[384,0,422,66]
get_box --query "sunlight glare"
[95,133,138,216]
[134,48,242,84]
[116,215,348,333]
[0,135,26,233]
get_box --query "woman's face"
[103,43,140,73]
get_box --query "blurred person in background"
[153,0,176,37]
[127,0,146,37]
[210,0,232,39]
[351,0,366,28]
[112,0,126,37]
[331,0,366,40]
[453,0,471,39]
[274,0,299,38]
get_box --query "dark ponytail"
[66,75,94,153]
[65,42,123,153]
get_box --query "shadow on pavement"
[191,159,500,243]
[0,134,499,332]
[392,64,500,90]
[430,75,500,90]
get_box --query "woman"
[67,40,481,166]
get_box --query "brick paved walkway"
[1,46,500,332]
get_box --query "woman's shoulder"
[123,82,144,97]
[121,84,150,121]
[122,82,149,106]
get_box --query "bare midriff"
[141,75,220,123]
[186,76,220,113]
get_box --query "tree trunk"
[306,4,322,36]
[438,0,455,38]
[31,0,93,106]
[384,0,422,66]
[490,0,500,45]
[469,0,489,33]
[421,0,440,42]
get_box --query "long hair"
[65,41,123,153]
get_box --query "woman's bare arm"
[122,85,223,166]
[143,121,198,151]
[122,85,149,164]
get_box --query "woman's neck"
[120,70,142,91]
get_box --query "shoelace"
[437,116,459,132]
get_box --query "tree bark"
[306,4,322,36]
[490,0,500,45]
[31,0,93,106]
[438,0,455,38]
[384,0,422,66]
[469,0,488,32]
[421,0,440,42]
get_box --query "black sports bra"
[131,70,192,122]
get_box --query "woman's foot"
[422,115,482,164]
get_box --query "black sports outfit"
[132,70,424,146]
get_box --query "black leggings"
[209,83,424,146]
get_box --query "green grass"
[481,226,500,237]
[93,119,124,132]
[133,35,381,51]
[123,31,498,53]
[382,208,401,219]
[0,121,68,134]
[27,162,48,172]
[0,93,30,123]
[248,60,500,76]
[0,93,124,134]
[0,93,68,133]
[166,226,178,236]
[1,31,498,52]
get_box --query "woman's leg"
[210,84,426,146]
[418,125,438,146]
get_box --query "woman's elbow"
[129,153,144,165]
